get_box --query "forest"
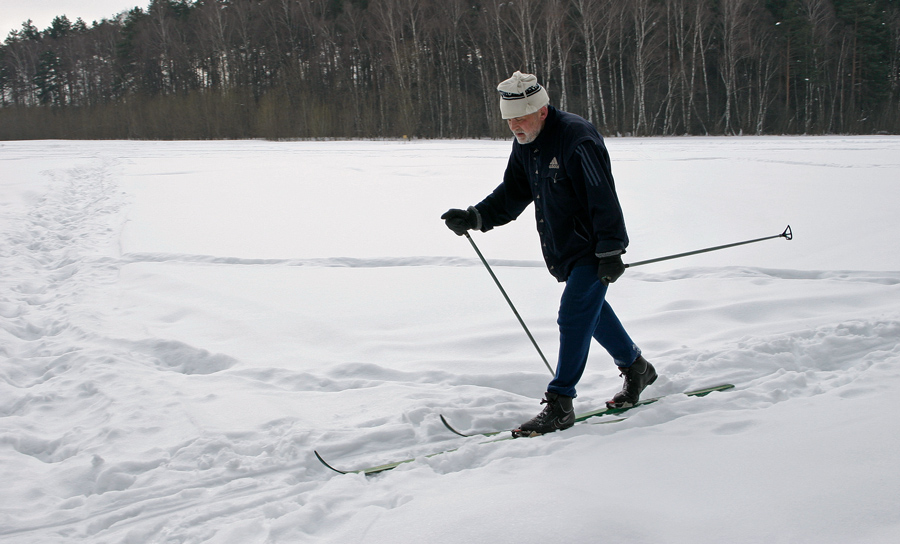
[1,0,898,140]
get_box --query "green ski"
[315,383,734,476]
[441,383,735,438]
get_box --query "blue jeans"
[547,264,641,398]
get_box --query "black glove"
[597,254,625,285]
[441,207,479,236]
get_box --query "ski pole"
[464,232,555,376]
[625,225,792,269]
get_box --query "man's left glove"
[441,207,479,236]
[597,254,625,285]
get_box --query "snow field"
[1,137,899,543]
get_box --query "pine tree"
[33,49,61,105]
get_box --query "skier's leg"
[592,301,657,407]
[591,300,641,368]
[547,265,606,398]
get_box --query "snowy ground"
[1,136,899,543]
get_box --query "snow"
[1,136,899,543]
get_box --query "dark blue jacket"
[475,106,629,282]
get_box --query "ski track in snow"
[1,140,899,543]
[117,253,544,269]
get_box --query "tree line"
[1,0,898,140]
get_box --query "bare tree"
[2,0,899,139]
[630,0,662,134]
[541,0,573,111]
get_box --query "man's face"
[507,107,548,144]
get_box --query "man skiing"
[441,71,657,437]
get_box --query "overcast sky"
[1,1,143,39]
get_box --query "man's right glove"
[597,254,626,285]
[441,207,480,236]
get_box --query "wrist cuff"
[467,206,483,231]
[596,249,623,259]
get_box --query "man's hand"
[441,208,479,236]
[597,254,625,285]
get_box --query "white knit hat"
[497,71,550,119]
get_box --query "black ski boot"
[606,356,658,409]
[512,392,575,438]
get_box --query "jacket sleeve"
[474,148,534,231]
[568,140,629,256]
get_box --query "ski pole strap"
[625,225,792,269]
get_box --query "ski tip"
[439,414,472,438]
[315,450,413,477]
[314,450,350,475]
